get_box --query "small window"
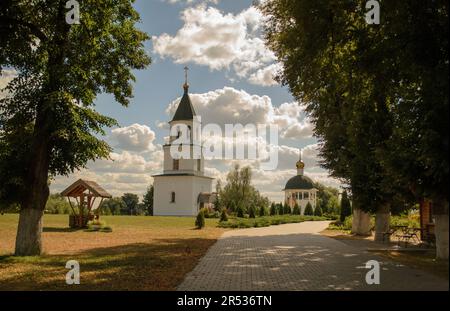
[170,192,176,203]
[173,159,179,170]
[197,159,201,171]
[304,192,309,199]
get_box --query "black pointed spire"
[171,67,196,121]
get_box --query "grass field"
[0,214,226,290]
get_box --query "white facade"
[285,189,318,215]
[283,155,318,215]
[153,83,213,216]
[153,175,213,216]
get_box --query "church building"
[152,70,214,216]
[283,153,318,214]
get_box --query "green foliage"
[195,210,205,229]
[0,1,151,208]
[121,193,139,215]
[220,208,228,222]
[99,197,125,216]
[218,165,269,215]
[236,203,245,218]
[292,203,300,215]
[269,203,277,216]
[248,204,256,218]
[259,204,267,217]
[218,214,328,229]
[391,212,420,229]
[340,191,352,223]
[260,0,449,215]
[283,203,291,215]
[313,205,323,217]
[304,202,313,216]
[278,202,284,215]
[45,194,71,214]
[142,184,154,216]
[86,220,112,233]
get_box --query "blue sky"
[1,0,340,202]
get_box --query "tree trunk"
[433,198,449,260]
[14,208,44,255]
[14,111,51,256]
[374,203,390,242]
[14,1,68,256]
[351,208,371,236]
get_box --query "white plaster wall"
[285,189,318,215]
[153,175,212,216]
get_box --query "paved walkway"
[177,221,448,291]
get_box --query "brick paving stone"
[177,221,448,291]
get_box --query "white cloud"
[166,86,312,140]
[0,69,17,98]
[50,89,339,201]
[248,63,281,86]
[152,6,278,85]
[111,123,157,153]
[51,125,164,198]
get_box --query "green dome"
[284,175,315,190]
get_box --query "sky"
[1,0,341,202]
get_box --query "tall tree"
[99,197,125,216]
[261,0,448,257]
[121,193,139,216]
[0,0,150,255]
[142,184,154,216]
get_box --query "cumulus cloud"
[0,69,17,98]
[152,6,278,86]
[51,124,164,197]
[166,86,313,140]
[111,123,157,153]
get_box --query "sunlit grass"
[0,214,226,290]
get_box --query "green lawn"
[0,214,225,290]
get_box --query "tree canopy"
[0,0,151,255]
[261,0,448,212]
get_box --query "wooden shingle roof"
[61,179,112,198]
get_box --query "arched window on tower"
[187,125,192,142]
[170,192,176,203]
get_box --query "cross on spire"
[183,66,189,93]
[184,66,189,85]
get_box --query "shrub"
[236,204,245,218]
[195,210,205,229]
[220,208,228,222]
[292,203,300,215]
[278,203,284,215]
[259,205,267,217]
[248,205,256,218]
[269,203,277,216]
[314,205,323,216]
[283,203,291,214]
[304,202,313,216]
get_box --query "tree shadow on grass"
[0,237,217,291]
[43,227,82,233]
